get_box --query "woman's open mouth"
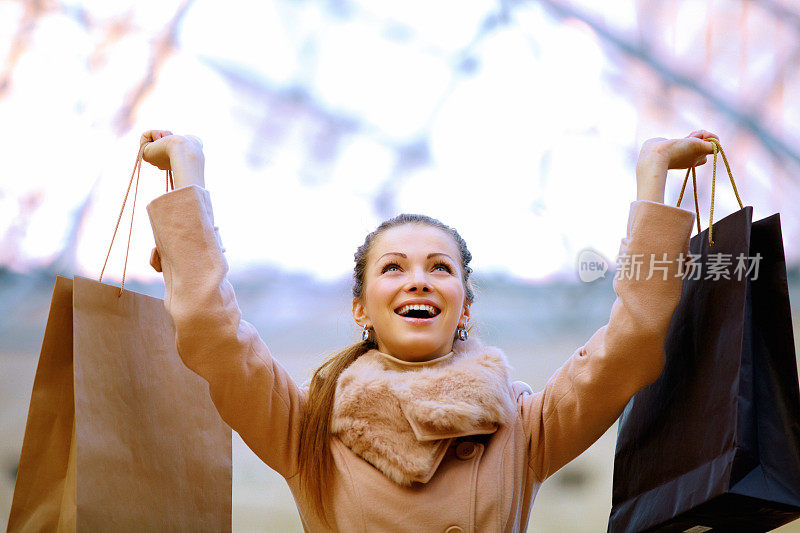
[394,303,441,325]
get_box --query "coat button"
[455,441,477,460]
[444,527,464,533]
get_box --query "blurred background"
[1,0,799,530]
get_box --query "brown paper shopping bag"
[8,145,232,532]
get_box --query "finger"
[686,137,709,150]
[142,142,167,169]
[141,130,172,143]
[687,136,716,154]
[693,130,719,142]
[142,138,163,155]
[140,131,154,146]
[687,130,719,142]
[701,138,720,154]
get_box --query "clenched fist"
[140,130,205,189]
[636,130,720,203]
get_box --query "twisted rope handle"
[676,137,744,246]
[676,166,702,234]
[99,142,174,297]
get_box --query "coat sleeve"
[520,200,695,483]
[146,184,305,480]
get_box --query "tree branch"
[530,0,800,171]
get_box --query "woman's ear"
[460,304,471,326]
[352,298,370,328]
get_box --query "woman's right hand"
[140,130,206,189]
[635,130,719,203]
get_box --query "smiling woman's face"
[352,223,471,362]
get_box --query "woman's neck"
[374,348,454,368]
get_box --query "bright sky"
[2,0,787,284]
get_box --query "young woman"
[142,128,717,532]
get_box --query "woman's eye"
[381,262,452,274]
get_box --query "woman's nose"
[407,270,431,292]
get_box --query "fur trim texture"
[331,336,516,486]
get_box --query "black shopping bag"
[608,141,800,532]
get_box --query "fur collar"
[331,336,515,486]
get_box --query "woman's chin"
[384,335,453,362]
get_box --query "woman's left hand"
[636,130,720,203]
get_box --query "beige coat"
[146,185,695,532]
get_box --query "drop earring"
[456,326,468,341]
[361,326,373,342]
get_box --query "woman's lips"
[397,315,438,325]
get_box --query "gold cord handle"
[676,138,744,246]
[677,166,702,234]
[99,143,174,297]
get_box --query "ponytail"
[297,340,373,527]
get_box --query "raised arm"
[142,131,305,480]
[520,130,717,482]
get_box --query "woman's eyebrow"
[378,252,454,261]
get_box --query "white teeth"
[396,304,439,317]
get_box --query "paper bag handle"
[99,143,174,297]
[676,137,744,246]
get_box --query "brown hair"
[296,213,475,526]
